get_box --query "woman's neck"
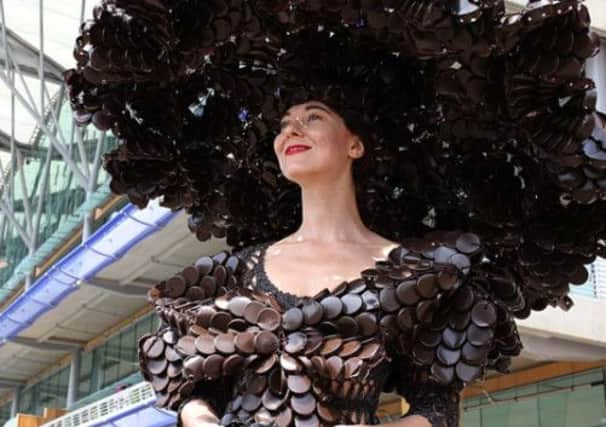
[290,172,370,244]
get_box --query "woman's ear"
[349,135,365,159]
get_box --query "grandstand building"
[0,1,605,426]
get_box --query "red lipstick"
[285,145,311,155]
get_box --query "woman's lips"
[285,145,311,155]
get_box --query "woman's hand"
[180,399,221,427]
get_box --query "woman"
[67,1,603,426]
[142,100,485,427]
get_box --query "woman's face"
[273,101,363,184]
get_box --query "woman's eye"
[306,113,321,122]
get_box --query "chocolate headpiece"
[65,0,605,316]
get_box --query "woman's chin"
[282,166,323,184]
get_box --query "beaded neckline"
[255,241,307,309]
[255,240,403,310]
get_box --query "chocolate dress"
[139,231,520,427]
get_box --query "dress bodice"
[139,233,519,427]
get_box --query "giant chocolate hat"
[64,0,606,319]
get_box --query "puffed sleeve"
[137,247,252,419]
[378,231,523,426]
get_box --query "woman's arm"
[179,398,221,427]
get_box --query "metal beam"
[79,279,150,297]
[8,336,81,352]
[0,378,25,388]
[0,25,65,84]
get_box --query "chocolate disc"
[418,328,441,347]
[456,233,481,254]
[196,305,216,328]
[262,388,287,410]
[256,353,278,374]
[167,377,182,391]
[456,360,482,382]
[317,402,338,422]
[257,308,281,331]
[254,407,274,425]
[284,308,304,331]
[176,335,197,356]
[243,300,266,323]
[333,281,350,296]
[343,356,363,377]
[148,358,168,375]
[214,294,231,311]
[361,290,380,310]
[288,374,312,393]
[461,342,489,365]
[203,354,225,379]
[162,329,178,345]
[247,375,268,394]
[223,353,245,374]
[339,339,362,358]
[348,279,367,294]
[342,293,363,315]
[166,275,186,298]
[194,334,216,355]
[326,355,344,379]
[467,324,494,346]
[379,286,401,313]
[431,363,455,384]
[397,307,415,331]
[336,316,359,337]
[210,311,232,332]
[295,414,320,427]
[355,312,379,336]
[285,332,308,354]
[436,345,461,366]
[241,393,262,412]
[167,362,182,378]
[416,274,438,299]
[302,300,324,325]
[280,353,302,372]
[450,253,471,274]
[357,341,380,360]
[195,256,214,275]
[215,332,236,354]
[412,342,435,365]
[433,246,458,264]
[165,346,182,363]
[228,318,248,332]
[304,335,324,355]
[200,276,217,297]
[452,286,474,312]
[255,331,280,354]
[276,407,293,427]
[471,300,497,327]
[396,280,421,305]
[416,300,436,324]
[185,286,205,301]
[319,336,343,356]
[449,310,471,330]
[228,296,252,317]
[291,393,316,416]
[442,327,466,348]
[437,266,459,290]
[213,264,228,287]
[183,355,205,380]
[143,336,165,359]
[269,366,287,395]
[182,265,200,285]
[235,331,256,354]
[320,296,343,319]
[311,356,327,376]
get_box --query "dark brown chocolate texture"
[69,0,605,425]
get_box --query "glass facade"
[1,311,158,418]
[463,368,606,427]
